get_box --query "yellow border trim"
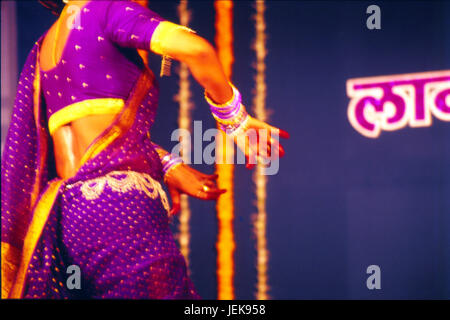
[48,98,125,136]
[1,242,21,299]
[150,21,196,56]
[9,179,65,298]
[30,47,47,212]
[78,67,154,169]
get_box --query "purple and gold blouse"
[42,0,164,135]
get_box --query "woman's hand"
[164,163,226,215]
[234,115,290,169]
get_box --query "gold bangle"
[163,162,183,183]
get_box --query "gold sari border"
[9,179,65,299]
[30,47,46,212]
[48,98,125,136]
[1,242,21,299]
[78,67,154,168]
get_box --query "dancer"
[1,0,288,299]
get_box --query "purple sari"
[1,0,199,299]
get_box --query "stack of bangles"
[161,153,183,181]
[161,84,248,180]
[204,83,250,137]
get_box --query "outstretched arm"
[150,25,289,166]
[105,1,289,166]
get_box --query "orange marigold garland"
[214,0,236,300]
[175,0,194,268]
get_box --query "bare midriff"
[40,5,118,180]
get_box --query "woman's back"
[39,0,163,178]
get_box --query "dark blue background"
[15,1,450,299]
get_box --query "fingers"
[245,134,254,165]
[277,128,290,139]
[203,179,216,188]
[241,133,257,169]
[251,117,290,140]
[265,126,285,138]
[254,121,287,157]
[168,186,181,216]
[246,162,256,170]
[195,187,227,200]
[267,137,285,158]
[264,124,290,140]
[247,131,283,168]
[235,117,289,169]
[255,125,287,160]
[183,170,226,200]
[196,170,218,179]
[246,143,258,169]
[201,173,219,180]
[279,143,285,157]
[252,118,290,139]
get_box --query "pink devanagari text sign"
[347,70,450,138]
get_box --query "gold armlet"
[150,21,196,77]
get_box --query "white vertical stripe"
[1,1,18,155]
[252,0,270,300]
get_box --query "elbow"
[162,29,217,65]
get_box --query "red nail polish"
[279,129,290,139]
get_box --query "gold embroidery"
[31,52,42,210]
[10,179,65,299]
[48,98,125,136]
[160,55,172,77]
[150,21,196,77]
[67,171,170,213]
[1,242,21,299]
[30,43,48,220]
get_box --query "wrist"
[205,83,249,137]
[204,83,235,107]
[161,153,183,178]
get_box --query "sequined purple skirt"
[23,171,200,299]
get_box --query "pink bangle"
[204,83,250,136]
